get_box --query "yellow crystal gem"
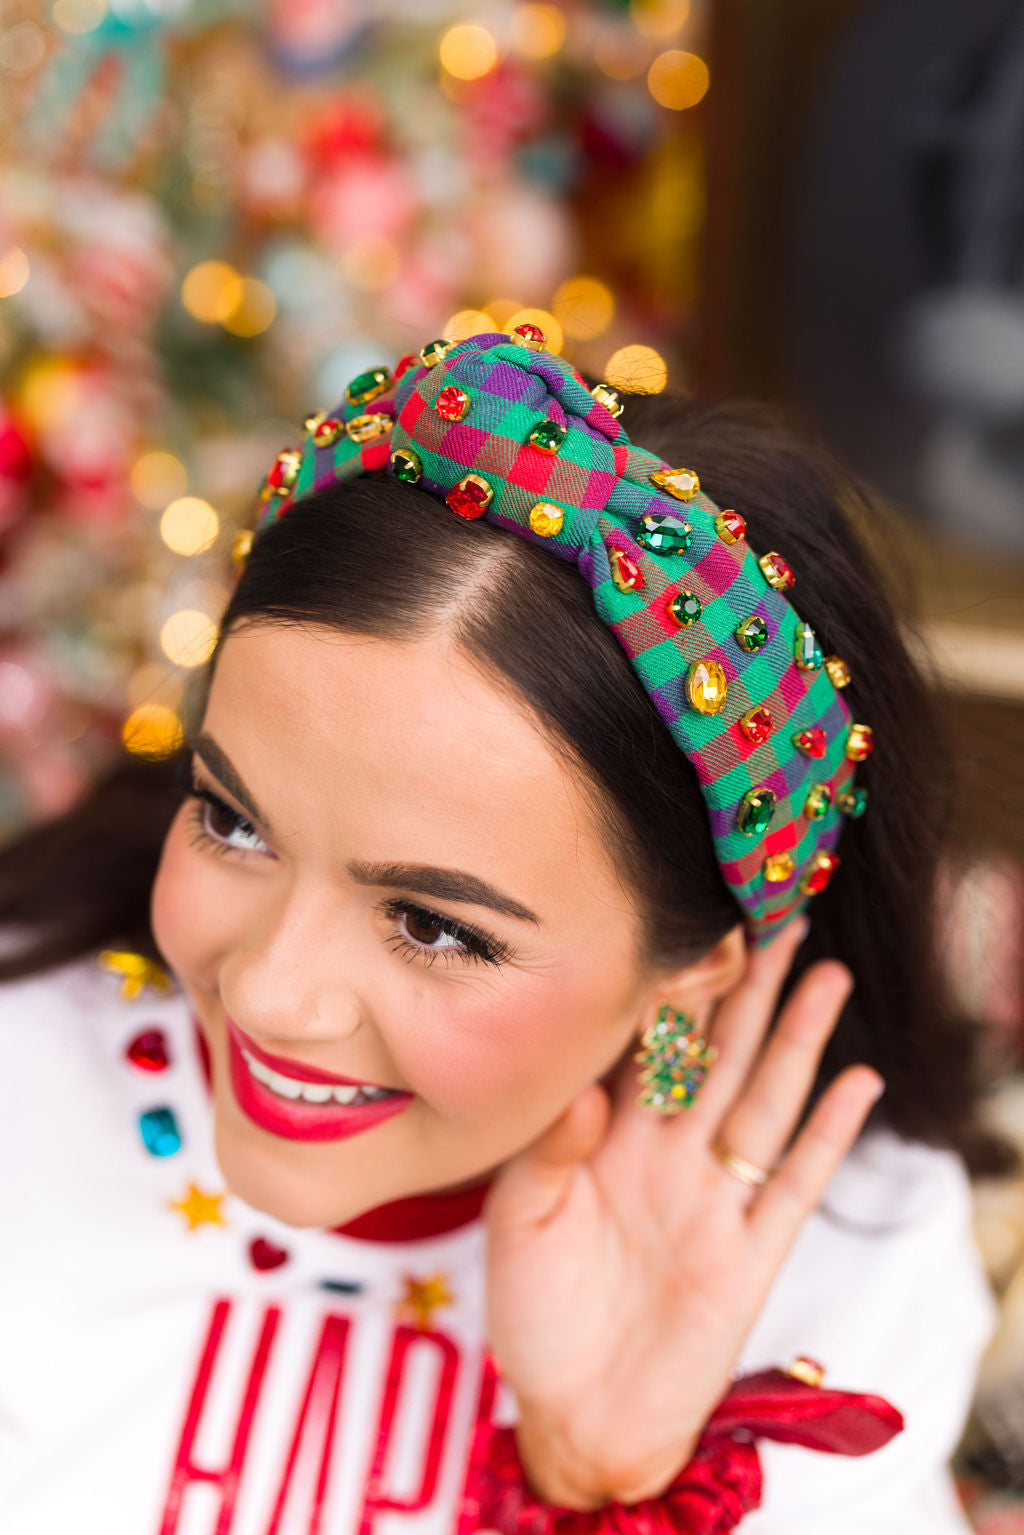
[824,655,851,688]
[846,722,874,761]
[650,467,700,501]
[528,502,564,537]
[591,383,624,418]
[763,852,795,883]
[685,659,728,715]
[303,410,327,435]
[788,1356,826,1387]
[231,529,253,567]
[346,413,394,444]
[804,783,832,819]
[98,950,175,1001]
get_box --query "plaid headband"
[243,328,871,946]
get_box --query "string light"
[553,276,615,340]
[510,3,567,59]
[506,306,563,353]
[439,24,498,80]
[130,451,187,510]
[604,344,668,394]
[160,610,218,668]
[122,703,184,760]
[0,246,30,298]
[647,50,709,110]
[181,260,244,325]
[223,277,276,337]
[160,497,219,556]
[443,309,497,340]
[630,0,690,40]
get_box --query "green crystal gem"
[804,782,832,819]
[345,367,393,407]
[636,512,692,556]
[420,337,456,368]
[529,419,567,454]
[836,786,868,818]
[668,590,702,626]
[794,621,824,671]
[391,448,422,484]
[736,615,769,652]
[736,787,776,837]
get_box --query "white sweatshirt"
[0,948,996,1535]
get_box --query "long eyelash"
[378,898,512,970]
[178,764,262,859]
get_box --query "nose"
[221,881,364,1047]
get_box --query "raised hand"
[483,918,884,1510]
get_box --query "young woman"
[0,330,1009,1534]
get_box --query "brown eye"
[403,908,446,946]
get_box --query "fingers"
[714,958,854,1177]
[750,1065,884,1262]
[693,918,810,1128]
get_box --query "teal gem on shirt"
[139,1106,182,1157]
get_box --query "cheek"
[150,808,230,977]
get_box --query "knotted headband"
[242,328,872,945]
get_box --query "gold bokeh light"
[647,49,709,110]
[604,344,668,394]
[440,23,498,80]
[553,276,615,340]
[160,496,220,557]
[510,4,567,59]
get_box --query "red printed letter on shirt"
[358,1324,460,1535]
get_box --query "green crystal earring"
[635,1003,717,1115]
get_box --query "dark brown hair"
[0,394,1012,1175]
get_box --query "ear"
[652,922,748,1018]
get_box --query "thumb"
[488,1083,611,1230]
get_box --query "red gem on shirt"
[793,728,827,759]
[435,385,471,422]
[249,1237,290,1272]
[394,352,419,379]
[125,1029,170,1073]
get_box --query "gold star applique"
[397,1273,455,1332]
[168,1182,229,1232]
[98,950,175,1002]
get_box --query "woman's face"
[150,623,669,1228]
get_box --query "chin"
[210,1119,394,1229]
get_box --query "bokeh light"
[510,4,567,59]
[160,609,219,668]
[160,496,220,556]
[51,0,106,34]
[506,306,564,354]
[130,451,187,510]
[593,28,651,80]
[444,308,497,340]
[18,357,79,430]
[482,298,525,328]
[647,50,709,110]
[604,344,668,394]
[630,0,690,40]
[0,247,30,298]
[223,277,277,337]
[340,235,401,293]
[439,24,498,81]
[127,664,185,712]
[181,260,244,324]
[553,275,615,340]
[122,703,184,760]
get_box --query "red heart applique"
[125,1029,170,1072]
[249,1237,289,1272]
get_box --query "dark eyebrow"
[190,733,273,833]
[189,733,541,926]
[347,861,540,926]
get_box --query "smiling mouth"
[239,1048,401,1108]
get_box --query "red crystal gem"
[762,551,795,589]
[446,479,491,519]
[513,322,546,344]
[609,548,645,592]
[394,353,419,379]
[436,385,471,422]
[249,1237,289,1272]
[804,851,840,895]
[125,1028,170,1073]
[794,728,827,759]
[739,706,773,745]
[718,510,746,541]
[266,451,298,490]
[312,417,344,447]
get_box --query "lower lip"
[225,1024,413,1144]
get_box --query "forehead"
[202,624,634,920]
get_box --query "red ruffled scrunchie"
[460,1364,904,1534]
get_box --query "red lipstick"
[224,1016,413,1144]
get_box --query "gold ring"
[713,1142,771,1187]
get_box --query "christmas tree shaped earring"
[635,1004,717,1115]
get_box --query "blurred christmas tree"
[0,0,707,832]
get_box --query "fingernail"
[793,916,811,944]
[869,1075,886,1102]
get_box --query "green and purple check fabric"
[255,332,863,944]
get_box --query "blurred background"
[1,0,1023,1525]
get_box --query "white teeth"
[240,1047,393,1107]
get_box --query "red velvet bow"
[461,1367,905,1534]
